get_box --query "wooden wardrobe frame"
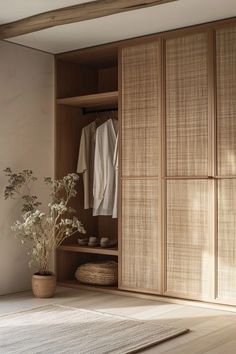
[55,16,236,311]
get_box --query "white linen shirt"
[93,119,118,216]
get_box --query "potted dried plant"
[3,168,85,298]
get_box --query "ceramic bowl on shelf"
[78,237,89,246]
[88,236,99,247]
[100,237,117,248]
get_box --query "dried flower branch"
[4,169,85,275]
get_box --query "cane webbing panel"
[121,42,160,177]
[121,180,159,291]
[166,33,209,176]
[218,179,236,300]
[166,180,210,298]
[216,26,236,176]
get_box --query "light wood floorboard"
[1,287,236,354]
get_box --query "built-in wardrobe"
[56,18,236,307]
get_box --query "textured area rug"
[0,305,189,354]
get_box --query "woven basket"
[75,261,118,286]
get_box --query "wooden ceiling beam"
[0,0,178,40]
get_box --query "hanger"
[95,111,107,127]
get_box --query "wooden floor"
[1,287,236,354]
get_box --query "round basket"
[75,261,118,286]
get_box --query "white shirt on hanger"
[93,118,118,217]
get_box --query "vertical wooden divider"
[118,47,122,289]
[160,37,167,294]
[207,29,217,300]
[213,29,219,301]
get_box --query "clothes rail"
[82,107,118,115]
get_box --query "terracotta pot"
[32,273,56,298]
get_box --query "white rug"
[0,305,189,354]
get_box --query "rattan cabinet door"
[166,32,209,177]
[121,179,160,293]
[166,180,211,300]
[216,26,236,176]
[120,41,161,293]
[121,42,161,177]
[217,179,236,302]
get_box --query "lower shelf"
[58,243,118,256]
[58,280,119,295]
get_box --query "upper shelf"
[57,91,118,109]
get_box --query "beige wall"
[0,41,54,295]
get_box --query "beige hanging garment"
[77,121,97,209]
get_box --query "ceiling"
[1,0,236,54]
[0,1,93,24]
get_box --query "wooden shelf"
[58,280,119,294]
[58,243,118,256]
[57,91,118,109]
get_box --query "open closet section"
[55,45,119,290]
